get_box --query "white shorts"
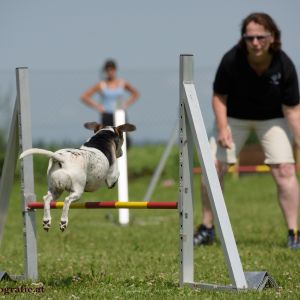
[210,117,295,165]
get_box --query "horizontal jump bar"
[194,164,300,173]
[27,201,178,209]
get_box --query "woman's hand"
[217,127,233,149]
[283,104,300,149]
[95,104,105,113]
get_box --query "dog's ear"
[84,122,103,132]
[117,123,136,133]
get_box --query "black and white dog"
[20,122,136,231]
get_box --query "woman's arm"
[123,81,139,109]
[283,104,300,148]
[212,93,232,149]
[80,83,105,113]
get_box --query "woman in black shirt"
[194,12,300,249]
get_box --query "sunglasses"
[243,34,271,42]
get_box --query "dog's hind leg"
[42,190,62,231]
[59,187,83,232]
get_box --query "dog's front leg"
[60,188,83,231]
[106,161,119,189]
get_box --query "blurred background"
[0,0,299,146]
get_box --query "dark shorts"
[102,112,114,126]
[101,112,132,149]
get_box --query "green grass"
[1,146,300,299]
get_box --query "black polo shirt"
[213,46,300,120]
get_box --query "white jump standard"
[0,59,277,291]
[179,54,276,290]
[0,68,38,280]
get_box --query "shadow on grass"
[45,276,76,287]
[236,237,286,249]
[121,277,178,289]
[207,233,285,249]
[41,273,179,296]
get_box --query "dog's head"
[84,122,136,157]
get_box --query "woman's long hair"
[237,12,281,53]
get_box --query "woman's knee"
[271,164,296,187]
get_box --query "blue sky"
[1,0,300,70]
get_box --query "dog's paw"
[59,220,68,232]
[43,219,51,231]
[106,179,118,189]
[109,181,117,189]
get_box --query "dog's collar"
[99,127,115,133]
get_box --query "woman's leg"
[256,118,299,248]
[201,161,228,228]
[270,164,299,229]
[195,119,250,246]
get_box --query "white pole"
[114,109,129,225]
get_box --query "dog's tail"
[20,148,55,160]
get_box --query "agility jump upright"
[0,68,38,280]
[178,54,277,290]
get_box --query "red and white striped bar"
[27,201,178,210]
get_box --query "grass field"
[1,146,300,299]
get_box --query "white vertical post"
[16,67,38,280]
[114,109,129,225]
[181,55,248,289]
[179,55,194,286]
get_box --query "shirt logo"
[269,72,282,85]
